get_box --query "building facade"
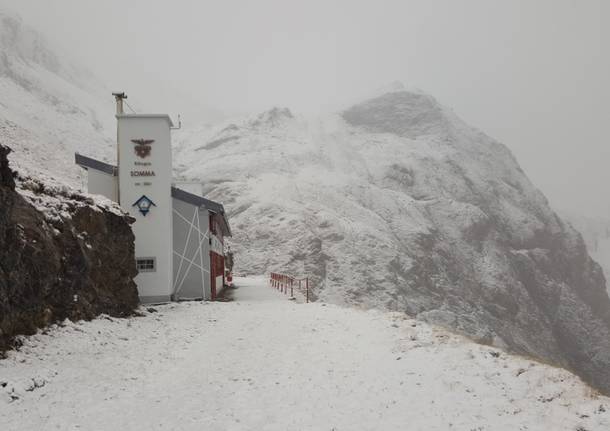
[75,112,230,303]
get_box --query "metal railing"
[269,272,310,303]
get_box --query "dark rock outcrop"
[343,91,451,139]
[0,144,138,352]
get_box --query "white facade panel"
[117,115,174,302]
[210,234,224,255]
[172,198,211,300]
[87,170,118,201]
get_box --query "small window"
[136,257,156,272]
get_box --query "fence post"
[270,273,309,301]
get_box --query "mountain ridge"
[1,7,610,395]
[175,89,610,394]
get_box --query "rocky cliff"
[0,144,138,353]
[174,90,610,394]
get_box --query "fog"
[2,0,609,218]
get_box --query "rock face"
[0,144,138,352]
[563,212,610,296]
[175,90,610,394]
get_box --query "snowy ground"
[1,277,609,431]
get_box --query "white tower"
[117,113,175,303]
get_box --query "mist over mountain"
[174,90,610,394]
[0,10,119,186]
[563,212,610,295]
[2,7,610,396]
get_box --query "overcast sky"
[2,0,609,218]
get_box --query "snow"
[171,97,558,310]
[232,275,293,302]
[2,7,610,420]
[1,277,608,430]
[12,172,128,226]
[0,9,116,188]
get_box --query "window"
[136,257,156,272]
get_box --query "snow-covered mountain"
[2,7,610,396]
[563,213,610,293]
[174,91,610,394]
[0,9,115,185]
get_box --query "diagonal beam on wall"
[196,209,206,300]
[172,251,208,272]
[174,225,210,296]
[172,207,199,291]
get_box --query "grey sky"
[2,0,609,217]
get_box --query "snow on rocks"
[1,277,608,430]
[0,144,138,351]
[15,170,127,225]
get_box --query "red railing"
[269,272,310,303]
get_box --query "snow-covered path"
[1,277,609,430]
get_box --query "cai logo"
[131,139,155,158]
[132,195,156,216]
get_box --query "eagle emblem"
[131,139,155,158]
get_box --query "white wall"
[172,199,211,300]
[117,114,174,303]
[210,233,223,255]
[87,170,118,202]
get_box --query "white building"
[75,103,231,303]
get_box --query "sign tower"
[117,109,175,303]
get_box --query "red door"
[210,252,225,300]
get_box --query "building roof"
[75,153,117,176]
[171,186,232,236]
[170,186,223,213]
